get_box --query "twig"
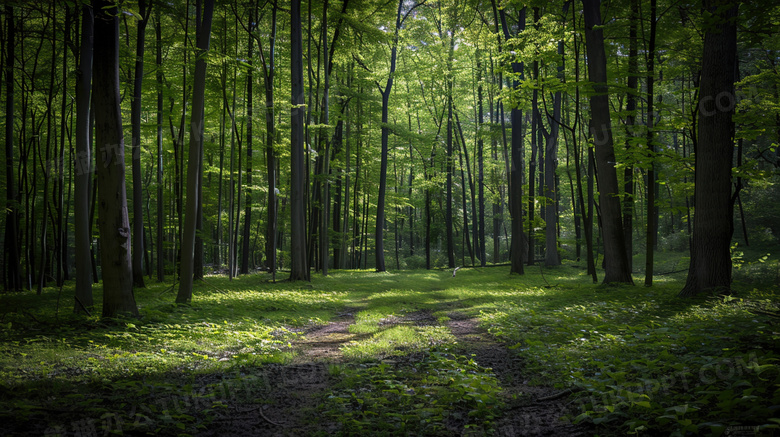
[536,386,584,402]
[74,296,92,317]
[240,406,285,427]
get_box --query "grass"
[0,256,778,435]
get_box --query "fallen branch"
[536,386,584,402]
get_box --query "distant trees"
[3,0,780,305]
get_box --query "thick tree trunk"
[680,0,738,297]
[582,0,633,284]
[93,0,139,317]
[176,0,215,303]
[289,0,310,281]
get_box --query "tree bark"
[261,1,278,281]
[582,0,633,284]
[289,0,310,281]
[74,3,94,309]
[4,5,22,292]
[131,0,151,288]
[644,0,658,286]
[240,14,253,276]
[93,0,139,317]
[499,5,526,275]
[680,0,738,297]
[176,0,215,303]
[623,0,638,275]
[155,8,165,282]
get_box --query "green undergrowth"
[0,257,778,436]
[319,348,504,436]
[481,276,780,435]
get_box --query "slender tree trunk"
[476,55,486,267]
[582,0,633,284]
[623,0,638,274]
[290,0,310,281]
[176,0,215,303]
[93,0,139,317]
[544,6,567,267]
[74,3,93,308]
[445,73,455,268]
[376,0,411,272]
[131,0,151,288]
[262,1,278,281]
[644,0,657,286]
[240,17,253,276]
[500,6,526,275]
[155,9,165,282]
[680,0,738,297]
[4,5,22,292]
[320,0,331,276]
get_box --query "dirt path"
[203,307,590,436]
[445,312,590,436]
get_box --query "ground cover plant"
[0,260,778,436]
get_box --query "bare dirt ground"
[202,307,592,436]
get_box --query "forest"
[1,0,779,435]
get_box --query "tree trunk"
[74,3,93,309]
[445,74,455,268]
[623,0,638,274]
[176,0,215,303]
[4,5,22,292]
[499,6,526,275]
[376,0,411,272]
[476,55,486,267]
[155,8,165,282]
[93,0,139,317]
[680,0,738,297]
[240,19,253,276]
[289,0,310,281]
[644,0,657,286]
[582,0,633,284]
[262,1,278,281]
[131,0,151,288]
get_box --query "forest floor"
[200,306,590,436]
[1,258,778,436]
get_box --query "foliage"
[321,349,503,435]
[1,264,778,434]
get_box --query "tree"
[581,0,633,284]
[130,0,152,288]
[679,0,738,297]
[92,0,139,317]
[176,0,215,303]
[499,3,526,275]
[289,0,310,281]
[74,2,94,310]
[4,5,22,292]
